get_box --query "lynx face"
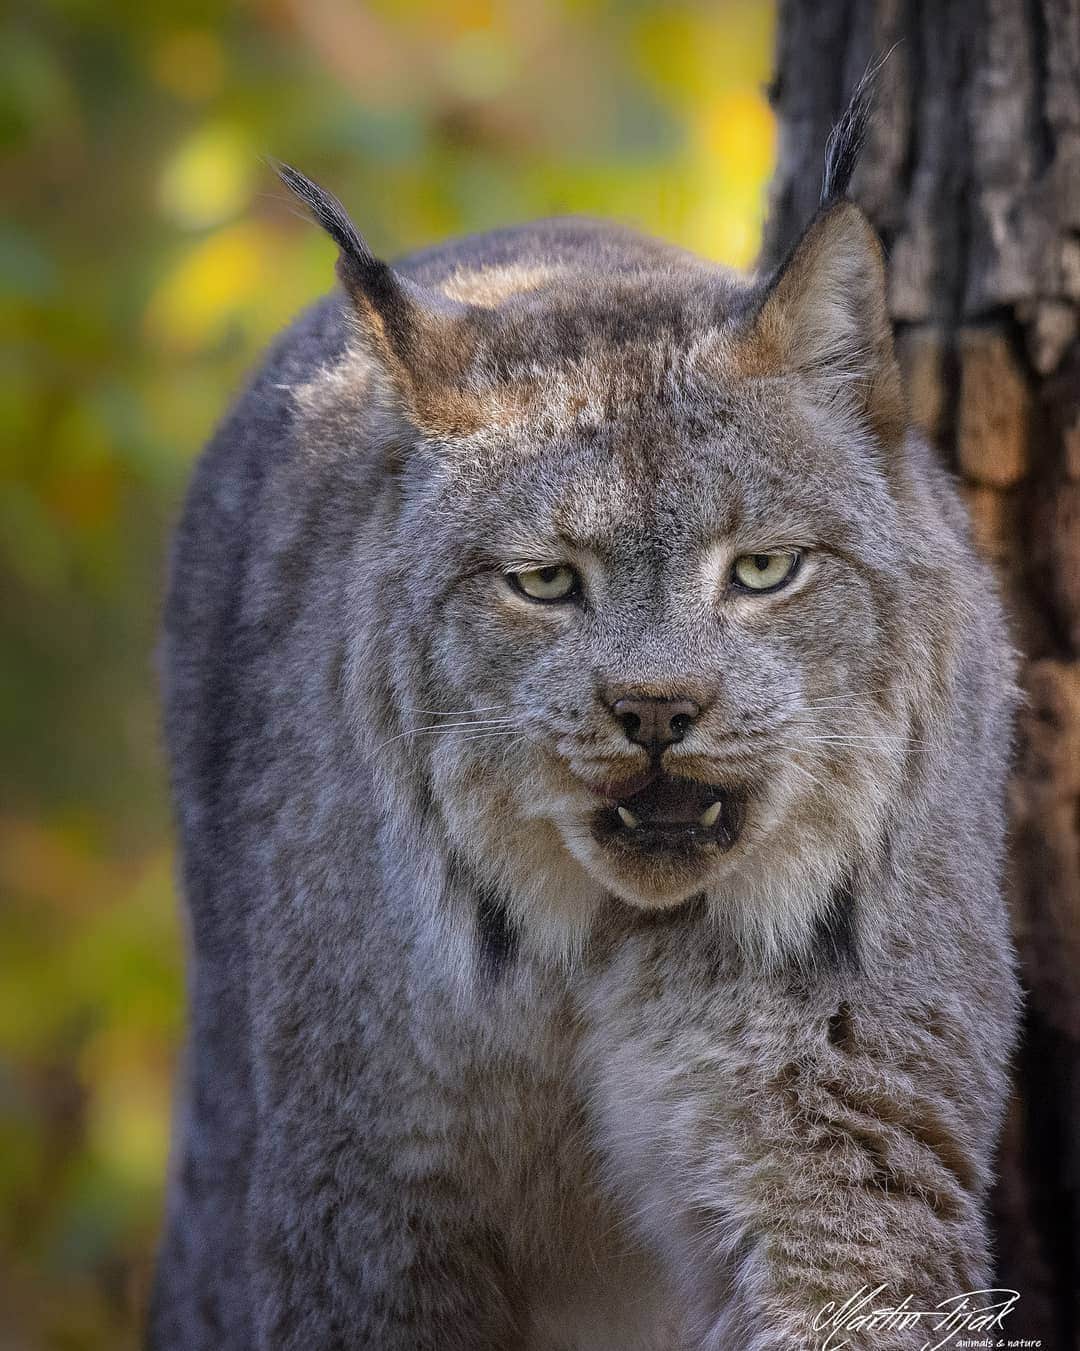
[282,171,931,961]
[374,326,917,960]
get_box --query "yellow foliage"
[688,86,777,268]
[144,222,280,352]
[85,1058,174,1192]
[157,123,255,230]
[633,2,775,103]
[700,87,776,174]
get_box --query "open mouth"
[591,772,745,855]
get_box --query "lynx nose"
[610,695,702,754]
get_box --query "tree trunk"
[765,1,1080,1344]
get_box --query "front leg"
[245,887,528,1351]
[246,1007,527,1351]
[583,929,1013,1351]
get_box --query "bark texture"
[765,2,1080,1344]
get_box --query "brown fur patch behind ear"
[338,273,482,429]
[740,202,905,445]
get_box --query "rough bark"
[765,1,1080,1345]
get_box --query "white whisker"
[377,719,520,750]
[455,732,526,746]
[406,704,509,716]
[796,736,931,747]
[785,761,833,796]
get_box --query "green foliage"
[1,0,774,1343]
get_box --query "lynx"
[151,93,1019,1350]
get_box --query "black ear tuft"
[274,160,426,361]
[820,55,887,205]
[270,161,478,424]
[275,161,383,284]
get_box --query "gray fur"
[150,189,1018,1349]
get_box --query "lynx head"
[282,148,956,968]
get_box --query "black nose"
[610,695,702,754]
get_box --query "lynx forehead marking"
[440,262,566,306]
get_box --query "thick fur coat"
[150,131,1019,1350]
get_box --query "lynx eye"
[510,564,579,602]
[731,550,801,594]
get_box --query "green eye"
[731,550,801,593]
[510,564,579,602]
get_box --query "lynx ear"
[749,200,904,443]
[277,164,477,423]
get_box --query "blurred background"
[0,2,775,1346]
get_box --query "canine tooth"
[699,800,725,829]
[616,806,640,829]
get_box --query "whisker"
[796,689,901,707]
[786,761,846,801]
[797,703,896,715]
[405,704,509,717]
[455,732,526,746]
[402,720,520,734]
[796,736,933,747]
[377,719,520,750]
[799,702,882,712]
